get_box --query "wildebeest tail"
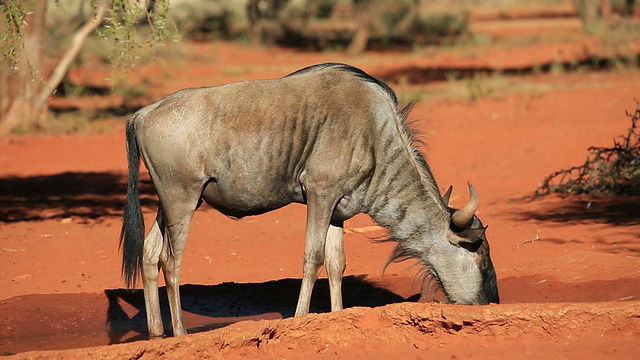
[119,117,145,289]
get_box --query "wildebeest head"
[424,183,499,305]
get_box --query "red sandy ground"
[1,13,640,360]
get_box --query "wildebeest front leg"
[325,222,345,312]
[294,192,335,317]
[142,211,164,338]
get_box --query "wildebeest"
[120,63,499,338]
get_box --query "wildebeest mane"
[290,63,448,302]
[285,63,398,109]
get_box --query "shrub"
[536,102,640,196]
[409,12,469,45]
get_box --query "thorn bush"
[536,102,640,196]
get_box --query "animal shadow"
[516,196,640,226]
[105,275,418,344]
[0,172,157,222]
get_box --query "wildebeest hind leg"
[142,210,165,338]
[157,184,201,336]
[325,222,345,312]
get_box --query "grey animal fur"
[120,63,498,338]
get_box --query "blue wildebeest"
[120,63,499,338]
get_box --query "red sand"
[1,16,640,359]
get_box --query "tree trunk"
[393,0,420,36]
[0,0,47,134]
[624,0,636,17]
[36,0,108,113]
[574,0,601,33]
[347,0,372,55]
[0,0,108,135]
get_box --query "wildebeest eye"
[459,239,482,252]
[451,224,488,251]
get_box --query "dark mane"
[397,101,443,204]
[288,64,433,199]
[378,102,450,299]
[285,63,398,109]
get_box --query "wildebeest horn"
[451,182,479,228]
[442,185,453,205]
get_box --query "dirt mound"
[10,301,639,359]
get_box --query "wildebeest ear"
[442,185,453,205]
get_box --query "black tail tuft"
[120,118,145,289]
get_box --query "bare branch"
[535,101,640,197]
[35,0,108,111]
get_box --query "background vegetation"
[2,1,640,201]
[536,103,640,196]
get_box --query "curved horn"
[451,182,480,228]
[442,185,453,205]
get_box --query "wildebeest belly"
[200,175,305,219]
